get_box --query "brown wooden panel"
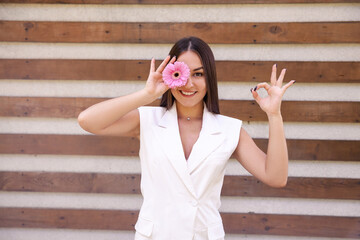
[222,212,360,238]
[0,208,137,230]
[1,21,359,44]
[255,138,360,162]
[1,0,360,3]
[1,97,359,123]
[0,96,104,119]
[1,172,359,200]
[221,100,360,123]
[1,59,359,83]
[216,61,360,84]
[0,172,142,195]
[0,134,140,156]
[222,175,360,200]
[0,207,359,238]
[0,134,359,161]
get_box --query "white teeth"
[181,90,196,96]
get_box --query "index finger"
[156,55,175,73]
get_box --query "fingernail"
[254,86,258,91]
[293,80,296,84]
[250,88,253,93]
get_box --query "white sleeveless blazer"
[135,102,242,240]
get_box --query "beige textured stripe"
[1,43,360,61]
[0,80,359,102]
[0,4,359,22]
[0,192,358,216]
[0,155,359,179]
[0,155,142,174]
[0,229,134,240]
[226,159,360,178]
[0,228,354,240]
[0,118,358,140]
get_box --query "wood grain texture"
[0,172,142,195]
[0,208,359,238]
[0,208,137,230]
[1,59,359,83]
[1,172,359,199]
[222,212,360,238]
[1,0,360,4]
[1,97,359,123]
[222,175,360,200]
[0,96,102,119]
[0,134,140,156]
[1,21,359,44]
[0,134,359,161]
[221,100,360,123]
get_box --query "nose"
[184,76,194,88]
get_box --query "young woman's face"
[170,51,207,109]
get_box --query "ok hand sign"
[251,64,296,117]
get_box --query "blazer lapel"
[154,103,198,198]
[187,106,225,175]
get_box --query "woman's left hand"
[251,64,296,117]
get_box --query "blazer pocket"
[207,222,225,240]
[135,216,154,238]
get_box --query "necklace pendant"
[187,117,190,121]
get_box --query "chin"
[175,98,204,109]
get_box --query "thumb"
[149,58,155,74]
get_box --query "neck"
[176,101,204,121]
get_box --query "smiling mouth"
[180,90,197,96]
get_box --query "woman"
[78,36,295,240]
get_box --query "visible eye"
[193,72,203,77]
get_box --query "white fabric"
[135,103,242,240]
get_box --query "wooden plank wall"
[0,1,360,239]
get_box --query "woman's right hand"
[78,56,176,137]
[144,55,176,99]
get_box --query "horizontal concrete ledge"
[0,155,359,178]
[1,80,359,102]
[1,43,360,61]
[0,192,359,216]
[0,118,359,140]
[0,4,359,22]
[0,228,353,240]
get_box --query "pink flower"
[162,61,190,88]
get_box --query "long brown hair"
[160,36,220,114]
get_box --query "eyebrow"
[193,66,204,71]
